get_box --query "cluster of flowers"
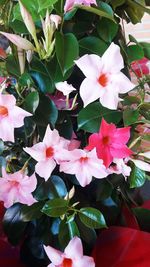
[0,0,150,266]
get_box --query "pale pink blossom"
[44,236,95,267]
[60,148,108,187]
[75,42,135,109]
[108,158,131,178]
[68,131,81,151]
[0,93,31,142]
[0,169,37,208]
[55,81,76,96]
[24,125,70,181]
[64,0,97,13]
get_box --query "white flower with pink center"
[0,169,37,208]
[24,125,70,181]
[44,236,95,267]
[60,148,108,187]
[0,93,31,142]
[64,0,97,13]
[75,42,135,109]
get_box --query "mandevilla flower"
[75,42,135,109]
[24,125,70,181]
[0,169,37,208]
[131,58,150,78]
[60,148,108,187]
[44,236,95,267]
[0,93,31,142]
[55,81,76,96]
[64,0,97,13]
[86,118,133,168]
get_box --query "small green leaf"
[79,36,108,56]
[140,42,150,59]
[97,18,118,42]
[20,202,44,222]
[34,93,58,128]
[24,91,39,114]
[79,207,106,229]
[129,164,146,188]
[42,198,69,217]
[123,108,139,126]
[67,220,80,238]
[56,32,79,74]
[126,45,144,63]
[78,102,122,133]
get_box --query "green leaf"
[56,32,79,75]
[78,102,122,133]
[79,36,108,56]
[38,0,58,12]
[111,0,125,9]
[79,207,106,229]
[20,202,44,222]
[76,218,97,248]
[24,91,39,114]
[129,164,146,188]
[34,93,58,128]
[0,140,4,155]
[42,198,69,217]
[67,220,80,239]
[56,112,73,140]
[34,175,67,201]
[140,42,150,59]
[6,55,20,77]
[3,204,27,245]
[58,220,70,249]
[30,56,53,93]
[97,18,118,42]
[132,207,150,232]
[124,95,140,105]
[126,45,144,63]
[123,108,139,126]
[76,5,115,22]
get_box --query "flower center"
[10,180,19,187]
[79,156,88,163]
[98,73,108,87]
[102,136,110,145]
[0,105,8,117]
[45,146,54,158]
[62,258,73,267]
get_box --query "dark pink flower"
[131,58,150,77]
[86,118,133,168]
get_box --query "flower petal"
[65,237,83,259]
[80,78,102,107]
[24,142,46,161]
[0,119,14,142]
[35,159,56,181]
[110,144,132,158]
[131,159,150,172]
[75,256,95,267]
[75,54,102,79]
[9,106,31,128]
[102,42,124,73]
[111,72,135,94]
[44,245,63,265]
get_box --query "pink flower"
[75,42,135,109]
[60,148,108,187]
[44,236,95,267]
[86,118,133,168]
[64,0,97,13]
[48,91,77,110]
[108,158,131,178]
[55,81,76,96]
[0,169,37,208]
[131,58,150,78]
[24,125,70,181]
[49,14,62,29]
[0,93,31,142]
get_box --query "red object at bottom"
[93,226,150,267]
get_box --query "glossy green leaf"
[20,202,44,222]
[24,91,39,114]
[67,220,80,239]
[129,164,146,188]
[123,108,139,126]
[132,207,150,232]
[34,175,67,201]
[76,5,115,22]
[140,42,150,59]
[126,45,144,63]
[97,18,118,42]
[58,220,70,248]
[56,32,79,74]
[34,93,58,128]
[6,55,20,77]
[111,0,125,9]
[79,207,106,229]
[42,198,69,217]
[79,36,108,56]
[78,102,122,132]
